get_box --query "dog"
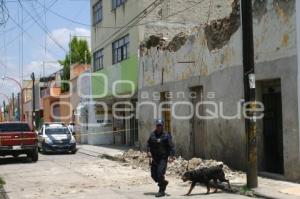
[181,164,231,195]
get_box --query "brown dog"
[182,164,231,195]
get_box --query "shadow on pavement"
[144,192,171,196]
[39,151,76,156]
[0,156,32,165]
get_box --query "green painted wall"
[92,56,138,98]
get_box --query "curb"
[253,190,300,199]
[78,147,126,160]
[253,192,275,199]
[77,148,101,157]
[78,148,126,163]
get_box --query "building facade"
[138,0,300,181]
[89,0,230,145]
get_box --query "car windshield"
[45,127,70,135]
[0,123,31,132]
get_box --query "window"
[93,49,104,71]
[45,127,70,135]
[93,0,103,25]
[112,0,127,10]
[0,123,30,132]
[112,35,129,64]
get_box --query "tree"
[59,37,91,92]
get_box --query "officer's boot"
[155,191,165,197]
[162,180,169,192]
[156,180,168,197]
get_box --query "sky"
[0,0,91,99]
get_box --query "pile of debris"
[115,149,244,180]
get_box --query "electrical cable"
[0,0,58,51]
[92,0,163,53]
[18,0,68,53]
[36,0,91,27]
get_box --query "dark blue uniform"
[147,130,175,192]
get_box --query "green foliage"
[60,37,91,92]
[0,177,5,188]
[34,111,44,130]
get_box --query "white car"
[37,123,77,154]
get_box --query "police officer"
[147,119,175,197]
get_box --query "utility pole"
[3,101,5,121]
[31,72,35,129]
[241,0,257,188]
[12,93,15,119]
[17,93,20,121]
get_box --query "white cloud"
[47,27,91,50]
[24,60,62,78]
[0,27,90,98]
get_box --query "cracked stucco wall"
[139,0,296,87]
[139,0,235,42]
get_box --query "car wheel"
[71,149,77,154]
[13,154,19,158]
[28,149,39,162]
[40,145,47,154]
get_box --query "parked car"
[37,123,77,154]
[0,122,38,162]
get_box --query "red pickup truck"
[0,122,38,162]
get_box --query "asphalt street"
[0,150,251,199]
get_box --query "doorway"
[262,80,284,174]
[190,86,205,158]
[160,92,172,133]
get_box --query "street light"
[31,72,35,129]
[2,75,23,121]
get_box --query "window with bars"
[112,0,127,10]
[93,0,103,25]
[93,49,104,71]
[112,35,129,64]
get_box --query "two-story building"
[89,0,231,146]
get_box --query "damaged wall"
[139,0,235,43]
[138,0,300,181]
[139,0,296,87]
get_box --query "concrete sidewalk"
[253,178,300,199]
[78,144,300,199]
[78,144,129,157]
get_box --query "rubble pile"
[116,149,244,180]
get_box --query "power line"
[21,0,24,82]
[4,2,62,59]
[163,0,205,20]
[36,0,205,30]
[18,0,68,53]
[93,0,163,52]
[36,0,91,27]
[0,0,58,51]
[30,0,49,77]
[0,0,9,26]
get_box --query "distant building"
[69,63,91,142]
[22,80,33,125]
[40,70,64,123]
